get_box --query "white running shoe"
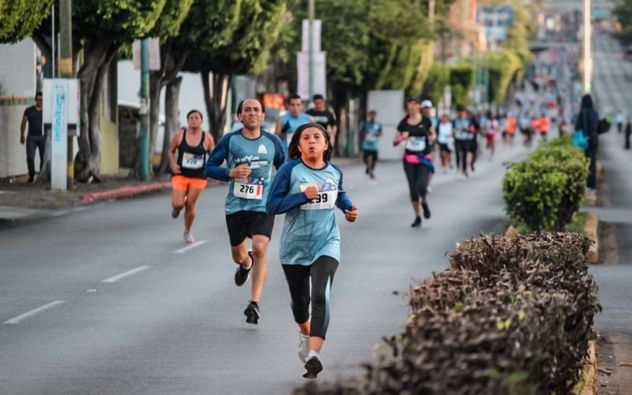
[298,333,310,362]
[183,231,195,244]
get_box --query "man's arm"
[20,114,27,145]
[167,130,183,174]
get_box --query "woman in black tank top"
[167,110,215,244]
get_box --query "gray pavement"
[589,32,632,335]
[0,141,532,395]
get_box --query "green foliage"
[485,50,523,103]
[423,62,450,105]
[74,0,166,43]
[186,0,286,77]
[0,0,53,43]
[614,0,632,45]
[406,40,435,97]
[146,0,193,40]
[449,63,475,107]
[502,143,589,232]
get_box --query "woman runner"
[168,109,215,243]
[267,123,358,379]
[393,97,435,227]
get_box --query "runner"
[505,112,517,145]
[453,108,477,178]
[168,109,215,244]
[421,100,437,191]
[485,112,499,160]
[393,97,435,227]
[266,122,358,379]
[467,111,480,173]
[615,110,625,134]
[360,110,382,179]
[275,94,311,150]
[436,113,454,171]
[306,94,337,143]
[519,111,533,147]
[206,98,286,325]
[538,114,550,141]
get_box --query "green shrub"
[502,144,589,232]
[422,62,450,106]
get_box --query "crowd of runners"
[164,87,565,379]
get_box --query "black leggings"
[403,160,429,202]
[282,256,339,339]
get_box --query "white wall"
[117,60,209,152]
[367,90,405,160]
[0,40,37,178]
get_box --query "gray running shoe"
[298,333,310,362]
[183,231,194,244]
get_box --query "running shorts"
[171,175,208,191]
[225,211,275,246]
[362,150,378,162]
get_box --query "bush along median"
[502,138,589,233]
[293,233,600,395]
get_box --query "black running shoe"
[303,355,323,379]
[234,251,253,286]
[244,301,260,325]
[411,216,422,227]
[422,202,431,219]
[171,207,181,218]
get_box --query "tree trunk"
[149,42,191,175]
[159,76,182,174]
[74,40,117,183]
[202,71,231,142]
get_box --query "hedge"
[293,233,599,395]
[502,141,589,232]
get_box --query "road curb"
[585,212,599,264]
[81,182,171,204]
[575,340,597,395]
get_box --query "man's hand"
[20,135,25,145]
[344,206,359,222]
[304,185,319,200]
[230,164,251,179]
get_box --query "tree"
[614,0,632,45]
[145,0,193,175]
[0,1,53,43]
[70,0,166,182]
[184,0,287,141]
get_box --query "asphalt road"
[0,140,532,394]
[588,32,632,335]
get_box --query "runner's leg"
[308,256,339,351]
[250,234,270,303]
[183,187,203,232]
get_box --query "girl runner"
[267,123,358,379]
[393,97,435,227]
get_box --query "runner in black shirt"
[306,94,337,143]
[393,97,435,227]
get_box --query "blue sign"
[477,6,515,27]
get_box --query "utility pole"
[308,0,315,102]
[429,0,435,26]
[59,0,73,189]
[583,0,592,93]
[139,38,151,181]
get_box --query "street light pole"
[59,0,74,190]
[583,0,592,93]
[308,0,315,101]
[139,39,150,181]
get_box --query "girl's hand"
[171,163,181,175]
[393,133,404,146]
[304,185,319,200]
[344,206,358,222]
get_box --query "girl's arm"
[266,163,310,215]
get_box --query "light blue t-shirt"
[361,121,382,152]
[267,159,353,265]
[205,129,285,214]
[280,113,311,148]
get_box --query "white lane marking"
[172,240,208,254]
[51,210,69,217]
[3,300,65,325]
[101,266,150,283]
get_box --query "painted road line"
[101,266,150,283]
[3,300,65,325]
[173,240,208,254]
